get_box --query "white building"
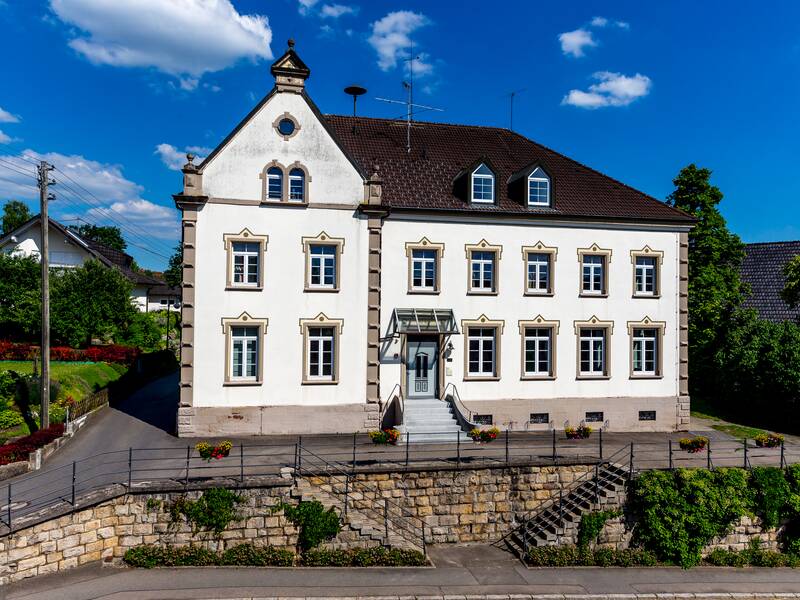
[0,215,165,311]
[174,42,693,437]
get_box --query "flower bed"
[679,435,709,453]
[195,440,232,461]
[469,427,500,443]
[0,341,139,365]
[0,423,65,465]
[368,428,400,445]
[754,433,784,448]
[565,425,592,440]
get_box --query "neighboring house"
[147,283,181,312]
[0,214,165,311]
[740,241,800,323]
[173,41,694,437]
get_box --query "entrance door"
[406,337,439,399]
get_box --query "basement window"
[585,411,604,423]
[530,413,550,425]
[473,414,493,425]
[639,410,656,421]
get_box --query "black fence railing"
[1,431,797,537]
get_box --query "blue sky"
[1,0,798,270]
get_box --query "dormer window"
[471,164,495,203]
[527,167,550,207]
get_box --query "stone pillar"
[677,232,690,430]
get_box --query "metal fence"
[2,430,798,537]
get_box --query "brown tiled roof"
[324,115,693,224]
[741,241,800,323]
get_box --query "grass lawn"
[691,397,771,439]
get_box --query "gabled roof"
[324,115,694,225]
[741,241,800,323]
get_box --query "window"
[634,256,657,295]
[307,326,335,381]
[309,245,336,288]
[471,163,494,203]
[278,118,295,136]
[527,167,551,207]
[530,413,550,424]
[523,327,553,377]
[639,410,656,421]
[585,411,604,423]
[579,328,608,376]
[267,166,282,200]
[289,168,305,202]
[632,328,659,376]
[473,414,493,425]
[230,326,259,381]
[412,249,437,291]
[470,250,496,292]
[232,241,260,287]
[303,232,344,292]
[300,313,343,384]
[224,230,268,290]
[466,326,498,378]
[160,299,167,306]
[526,252,551,293]
[582,255,605,295]
[273,113,301,140]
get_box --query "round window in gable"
[277,118,296,136]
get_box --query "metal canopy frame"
[388,308,459,338]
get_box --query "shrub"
[0,370,16,403]
[565,425,592,439]
[750,467,792,529]
[123,545,218,568]
[301,547,426,567]
[219,543,294,566]
[0,341,139,364]
[281,500,341,551]
[678,436,709,453]
[754,433,784,448]
[169,488,244,537]
[0,423,65,465]
[577,510,621,548]
[526,545,656,567]
[705,540,800,568]
[0,409,24,430]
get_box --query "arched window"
[527,167,551,207]
[471,163,495,203]
[267,167,283,200]
[289,168,305,202]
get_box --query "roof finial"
[288,38,295,49]
[186,153,195,165]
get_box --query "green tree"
[164,243,183,287]
[50,259,136,347]
[667,164,748,401]
[782,254,800,310]
[114,311,162,352]
[1,200,32,235]
[0,253,40,340]
[68,224,127,251]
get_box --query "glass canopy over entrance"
[388,308,459,336]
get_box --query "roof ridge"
[745,240,800,247]
[324,113,512,132]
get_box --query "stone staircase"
[397,397,470,443]
[502,461,629,559]
[291,476,423,551]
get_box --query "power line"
[0,158,38,179]
[0,174,39,192]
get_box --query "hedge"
[300,547,427,567]
[0,423,64,465]
[527,545,658,567]
[0,341,139,365]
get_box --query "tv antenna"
[375,39,443,153]
[506,88,526,131]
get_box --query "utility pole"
[37,161,54,429]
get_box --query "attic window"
[278,118,295,136]
[527,167,551,207]
[471,163,495,204]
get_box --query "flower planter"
[195,440,233,462]
[469,427,500,443]
[369,428,400,445]
[754,433,783,448]
[678,436,708,453]
[565,425,592,440]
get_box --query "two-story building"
[174,41,693,437]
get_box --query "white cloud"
[49,0,272,87]
[0,149,178,240]
[590,16,629,29]
[406,53,433,78]
[320,4,356,18]
[0,130,12,144]
[155,143,208,171]
[558,28,596,57]
[368,10,431,72]
[0,106,19,123]
[297,0,319,15]
[615,20,630,29]
[562,71,652,109]
[590,16,608,27]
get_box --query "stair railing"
[379,384,404,428]
[441,383,476,430]
[296,442,427,554]
[494,444,630,557]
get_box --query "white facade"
[176,44,690,437]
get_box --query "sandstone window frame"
[461,315,505,381]
[299,313,344,385]
[221,312,269,386]
[627,316,666,379]
[287,161,311,203]
[574,316,614,380]
[577,244,612,298]
[302,232,344,293]
[630,246,664,298]
[465,239,502,295]
[405,237,445,294]
[223,229,269,291]
[522,241,557,296]
[518,315,560,380]
[259,159,312,205]
[273,111,302,141]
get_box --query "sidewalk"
[7,545,800,600]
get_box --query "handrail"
[379,383,404,427]
[441,383,475,429]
